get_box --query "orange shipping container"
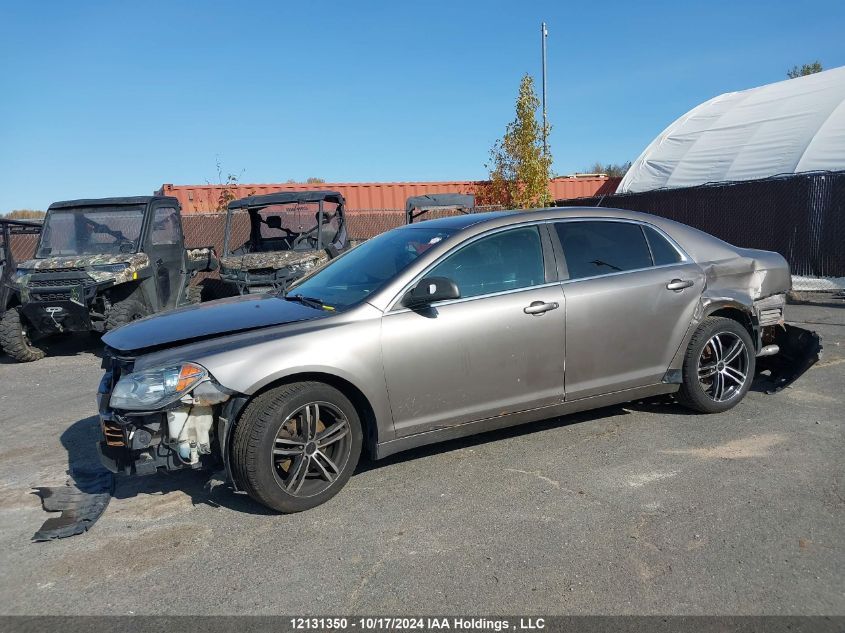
[157,177,619,214]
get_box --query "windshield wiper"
[284,293,324,309]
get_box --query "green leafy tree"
[787,61,823,78]
[305,177,326,184]
[482,74,553,209]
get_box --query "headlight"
[92,263,128,273]
[109,362,207,411]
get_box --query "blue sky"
[1,0,843,211]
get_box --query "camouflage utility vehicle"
[1,196,217,362]
[220,191,349,295]
[1,218,42,317]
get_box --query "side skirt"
[373,383,679,460]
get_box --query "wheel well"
[708,306,755,339]
[105,280,145,304]
[248,372,379,458]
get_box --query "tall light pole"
[541,21,548,156]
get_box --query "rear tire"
[677,316,755,413]
[232,381,362,513]
[0,306,47,362]
[105,297,150,332]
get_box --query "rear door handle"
[666,279,694,291]
[524,301,560,315]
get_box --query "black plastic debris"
[757,324,823,394]
[32,469,114,542]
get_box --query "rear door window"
[643,225,682,266]
[554,221,652,280]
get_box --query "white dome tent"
[618,66,845,194]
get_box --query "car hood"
[102,293,331,353]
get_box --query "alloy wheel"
[271,401,352,497]
[697,332,750,402]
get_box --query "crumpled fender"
[667,252,792,375]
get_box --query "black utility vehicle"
[220,191,349,295]
[1,196,217,362]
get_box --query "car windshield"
[36,207,145,257]
[288,226,455,309]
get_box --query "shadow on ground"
[0,332,103,365]
[56,367,804,517]
[57,403,635,516]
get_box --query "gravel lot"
[0,303,843,615]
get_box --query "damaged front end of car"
[96,350,246,484]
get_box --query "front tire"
[677,316,755,413]
[0,306,47,362]
[232,381,362,513]
[105,296,150,331]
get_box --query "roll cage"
[223,191,347,257]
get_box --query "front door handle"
[666,278,694,291]
[524,301,560,315]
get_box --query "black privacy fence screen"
[8,174,843,290]
[556,170,845,287]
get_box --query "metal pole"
[541,21,548,156]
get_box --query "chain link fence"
[6,207,494,281]
[179,209,410,253]
[180,207,507,252]
[556,171,845,293]
[8,232,39,263]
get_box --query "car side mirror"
[404,276,460,308]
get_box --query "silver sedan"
[97,208,798,512]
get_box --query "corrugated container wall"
[158,177,620,214]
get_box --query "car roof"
[403,207,678,232]
[48,196,178,210]
[404,211,518,230]
[403,206,741,263]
